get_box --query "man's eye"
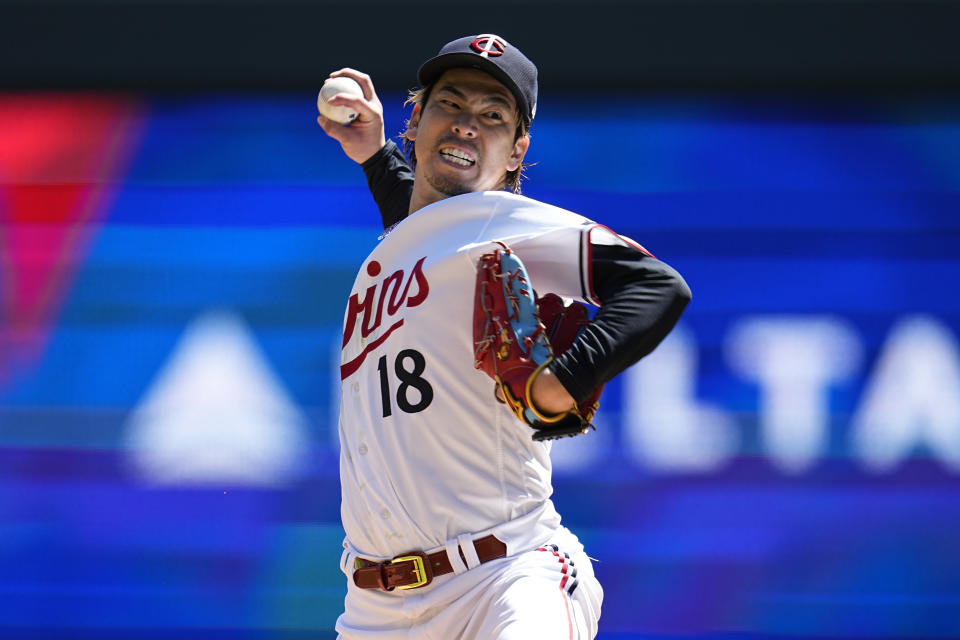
[485,112,503,120]
[440,99,459,108]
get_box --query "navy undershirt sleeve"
[360,140,414,229]
[548,244,692,404]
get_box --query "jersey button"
[358,444,368,455]
[380,509,391,520]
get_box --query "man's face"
[406,68,529,199]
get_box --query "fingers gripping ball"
[317,76,363,124]
[473,243,603,440]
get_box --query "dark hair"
[402,83,533,194]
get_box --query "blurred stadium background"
[2,1,960,638]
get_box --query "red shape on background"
[0,95,143,387]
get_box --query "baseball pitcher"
[319,34,691,640]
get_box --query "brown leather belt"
[353,535,507,591]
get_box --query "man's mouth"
[439,146,476,167]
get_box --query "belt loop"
[445,539,468,575]
[457,533,481,569]
[376,562,393,591]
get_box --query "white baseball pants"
[336,526,603,640]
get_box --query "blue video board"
[1,92,959,638]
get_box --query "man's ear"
[506,134,530,172]
[404,104,421,142]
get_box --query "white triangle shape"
[125,310,307,487]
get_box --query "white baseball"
[318,76,363,124]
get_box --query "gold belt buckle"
[391,551,431,590]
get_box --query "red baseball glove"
[473,242,602,441]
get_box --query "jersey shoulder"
[410,191,593,225]
[378,191,593,252]
[483,191,593,224]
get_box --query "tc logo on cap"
[470,34,506,58]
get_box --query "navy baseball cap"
[417,34,538,125]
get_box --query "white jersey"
[338,191,617,560]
